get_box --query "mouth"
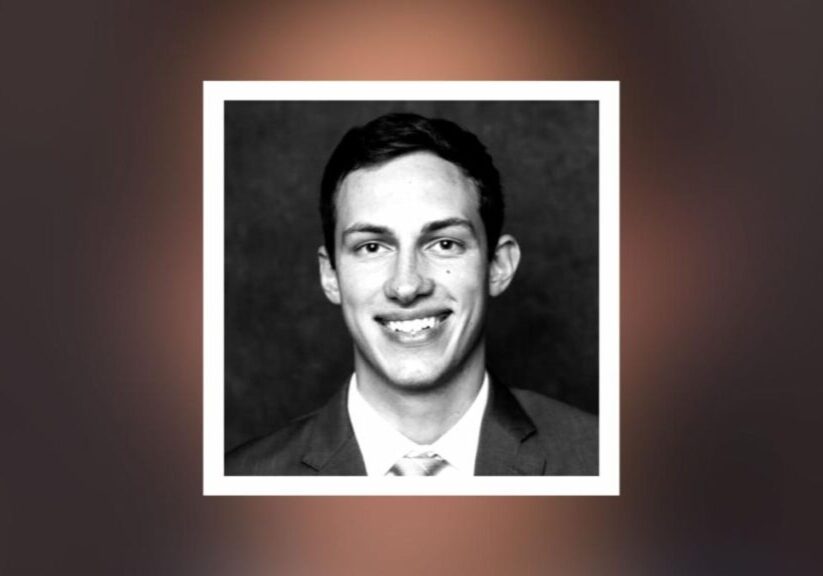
[376,312,451,337]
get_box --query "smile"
[386,316,440,334]
[377,312,451,336]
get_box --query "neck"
[354,353,486,445]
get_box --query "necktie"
[388,452,448,476]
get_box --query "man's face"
[319,152,499,391]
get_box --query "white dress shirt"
[347,373,490,477]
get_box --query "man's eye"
[439,240,456,250]
[358,242,384,254]
[430,239,464,254]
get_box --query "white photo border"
[204,81,620,496]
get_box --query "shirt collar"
[347,373,489,476]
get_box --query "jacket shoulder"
[511,388,599,475]
[225,412,316,476]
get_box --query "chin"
[380,363,446,391]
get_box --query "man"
[226,112,597,476]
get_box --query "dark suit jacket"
[226,378,598,476]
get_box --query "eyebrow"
[341,223,393,241]
[341,218,476,241]
[421,217,476,236]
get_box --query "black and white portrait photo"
[203,82,619,495]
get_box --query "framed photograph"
[204,81,619,495]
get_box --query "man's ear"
[318,246,341,305]
[488,234,521,297]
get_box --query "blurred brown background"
[2,0,821,574]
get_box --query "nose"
[384,249,434,304]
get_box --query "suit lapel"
[301,383,367,475]
[298,377,544,476]
[475,378,546,475]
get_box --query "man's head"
[320,113,505,268]
[317,113,520,392]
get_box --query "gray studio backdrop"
[225,101,598,452]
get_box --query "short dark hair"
[320,112,505,267]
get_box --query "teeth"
[386,316,439,334]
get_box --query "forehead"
[335,152,480,229]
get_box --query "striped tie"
[388,452,448,476]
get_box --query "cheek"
[438,259,486,287]
[338,270,384,304]
[450,279,486,310]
